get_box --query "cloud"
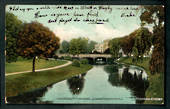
[53,24,140,43]
[53,26,87,42]
[94,25,126,41]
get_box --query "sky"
[6,5,144,43]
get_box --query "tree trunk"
[32,56,36,73]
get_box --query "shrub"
[80,59,88,64]
[17,56,27,61]
[64,56,72,60]
[107,58,114,64]
[72,60,80,67]
[53,55,58,59]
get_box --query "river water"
[7,63,149,104]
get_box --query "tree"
[121,27,152,59]
[6,12,22,62]
[17,21,60,72]
[109,38,122,58]
[69,37,88,55]
[149,26,164,74]
[140,5,164,74]
[60,40,69,53]
[121,31,137,56]
[87,41,97,53]
[132,27,152,62]
[132,46,138,63]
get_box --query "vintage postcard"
[5,5,164,104]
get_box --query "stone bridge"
[57,54,112,58]
[58,54,113,64]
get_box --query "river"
[7,63,149,104]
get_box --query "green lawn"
[6,64,93,97]
[6,59,67,73]
[118,57,164,104]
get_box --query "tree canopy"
[60,40,70,53]
[109,27,152,61]
[109,38,122,58]
[17,21,60,72]
[6,12,22,62]
[132,27,152,60]
[87,41,97,54]
[69,37,88,55]
[140,5,164,74]
[121,31,137,56]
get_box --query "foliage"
[149,26,164,74]
[87,41,97,53]
[80,59,89,64]
[120,31,137,56]
[53,55,58,59]
[120,27,152,61]
[60,40,70,53]
[63,56,72,60]
[17,21,60,72]
[140,6,164,27]
[69,37,88,55]
[132,27,152,62]
[6,12,22,62]
[132,46,138,63]
[109,38,122,58]
[106,58,114,64]
[104,48,110,54]
[140,5,164,74]
[72,60,80,67]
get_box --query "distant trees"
[60,40,70,53]
[140,5,164,74]
[87,41,97,54]
[69,38,88,55]
[17,22,60,72]
[6,12,22,62]
[60,38,97,54]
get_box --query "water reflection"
[7,63,149,104]
[67,73,86,95]
[104,64,149,104]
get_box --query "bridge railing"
[57,54,112,58]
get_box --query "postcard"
[5,5,164,104]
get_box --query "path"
[5,61,72,76]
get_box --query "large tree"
[17,21,60,72]
[140,5,164,74]
[121,30,137,56]
[132,27,152,61]
[109,38,122,58]
[6,12,22,62]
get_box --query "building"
[93,39,110,53]
[119,48,127,57]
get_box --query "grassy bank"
[6,59,67,73]
[118,57,164,104]
[6,64,92,97]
